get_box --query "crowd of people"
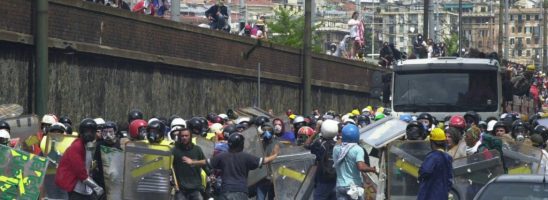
[1,104,548,199]
[0,106,389,200]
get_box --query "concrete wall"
[0,0,388,126]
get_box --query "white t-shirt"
[348,19,360,38]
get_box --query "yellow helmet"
[351,109,360,116]
[376,107,384,114]
[430,128,446,141]
[289,114,296,120]
[527,64,536,71]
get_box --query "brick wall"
[0,0,388,121]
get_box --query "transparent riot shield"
[241,126,267,186]
[387,141,504,200]
[294,165,316,200]
[0,144,48,200]
[195,137,215,158]
[101,146,125,200]
[4,115,40,142]
[122,142,173,200]
[42,133,77,200]
[452,150,504,200]
[501,138,544,174]
[386,140,431,200]
[270,145,316,200]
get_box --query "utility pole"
[504,0,509,60]
[458,0,462,56]
[542,0,548,72]
[303,0,312,115]
[371,1,375,59]
[423,0,429,39]
[171,0,180,22]
[35,0,48,116]
[498,0,503,58]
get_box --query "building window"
[510,38,515,45]
[510,15,514,21]
[400,37,404,42]
[535,15,539,21]
[526,15,530,21]
[535,37,540,44]
[517,26,522,33]
[526,50,531,57]
[512,26,515,33]
[511,50,515,57]
[518,50,522,57]
[526,38,531,45]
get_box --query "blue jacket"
[417,150,453,200]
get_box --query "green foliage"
[267,7,323,53]
[444,33,459,56]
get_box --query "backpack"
[319,140,337,180]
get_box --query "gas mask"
[262,131,273,141]
[81,129,96,144]
[137,127,147,140]
[147,129,163,144]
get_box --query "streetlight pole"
[303,0,312,114]
[458,0,462,56]
[504,0,509,60]
[543,0,547,71]
[371,2,375,59]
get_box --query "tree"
[267,7,323,53]
[444,33,459,56]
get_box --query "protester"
[172,128,209,200]
[333,124,376,200]
[205,0,229,31]
[56,119,104,200]
[417,128,453,200]
[304,119,339,200]
[255,123,280,200]
[182,133,278,200]
[132,0,155,15]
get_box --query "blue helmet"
[342,124,360,143]
[400,114,412,123]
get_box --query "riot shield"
[122,142,173,200]
[270,145,315,200]
[101,146,125,200]
[360,117,407,149]
[42,133,77,200]
[3,115,40,142]
[294,165,316,200]
[452,150,504,200]
[0,144,48,200]
[194,136,215,158]
[0,104,23,119]
[501,139,544,174]
[241,125,267,186]
[387,140,505,200]
[386,141,431,199]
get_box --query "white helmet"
[218,114,229,121]
[341,114,351,122]
[320,119,339,139]
[344,118,356,125]
[487,120,497,132]
[0,129,10,139]
[171,118,186,129]
[148,118,159,124]
[41,114,58,124]
[210,123,223,134]
[236,117,251,124]
[293,116,305,124]
[94,118,106,126]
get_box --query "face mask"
[516,134,525,142]
[0,138,9,146]
[422,124,429,131]
[263,131,273,141]
[274,125,282,134]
